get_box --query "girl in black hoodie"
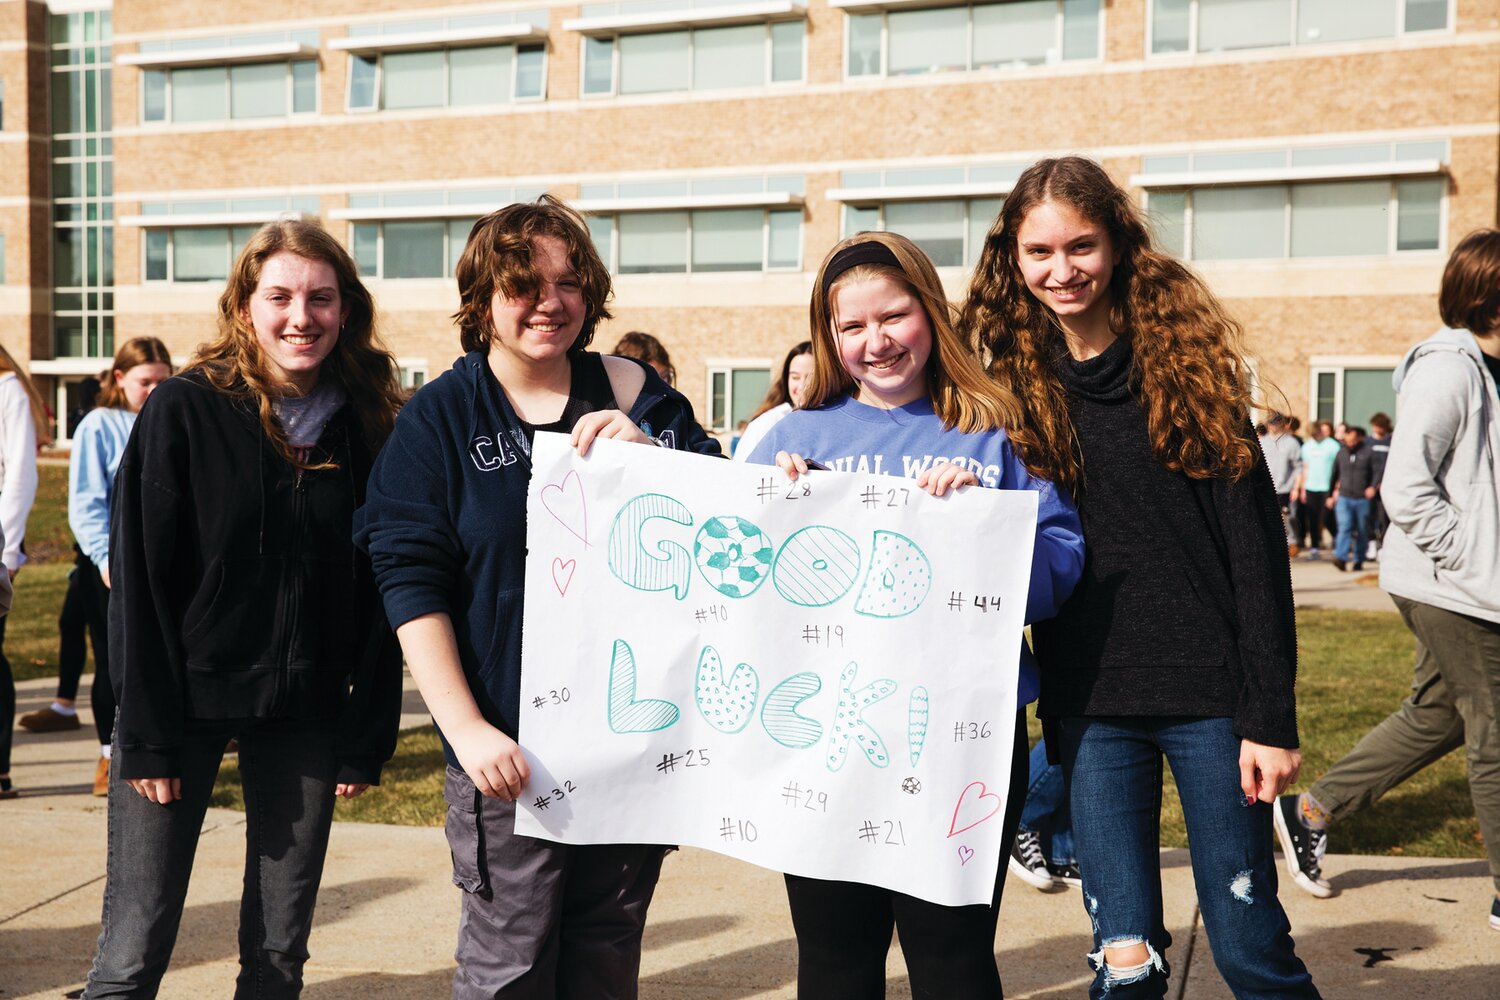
[964,158,1319,1000]
[84,220,404,999]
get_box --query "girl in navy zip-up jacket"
[356,196,721,1000]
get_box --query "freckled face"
[243,252,348,394]
[832,275,932,410]
[487,235,586,370]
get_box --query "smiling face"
[1015,199,1119,344]
[487,234,585,375]
[115,362,172,413]
[831,274,932,410]
[243,252,347,394]
[786,352,815,409]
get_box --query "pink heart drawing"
[947,780,1004,838]
[957,845,975,866]
[541,471,589,547]
[551,558,577,597]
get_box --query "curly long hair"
[963,156,1259,497]
[806,232,1019,433]
[192,219,403,467]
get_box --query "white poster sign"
[515,432,1037,906]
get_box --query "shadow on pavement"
[642,913,742,950]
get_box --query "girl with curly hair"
[964,157,1320,999]
[85,219,405,998]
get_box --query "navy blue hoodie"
[354,351,722,768]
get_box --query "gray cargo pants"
[1310,595,1500,892]
[443,766,667,999]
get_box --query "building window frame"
[588,206,803,275]
[579,21,805,98]
[140,59,319,125]
[842,0,1103,81]
[344,43,547,113]
[1306,356,1404,426]
[1144,0,1453,59]
[705,360,774,435]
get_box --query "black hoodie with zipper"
[108,370,402,783]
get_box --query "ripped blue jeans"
[1056,716,1320,1000]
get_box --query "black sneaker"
[1273,795,1335,898]
[1046,860,1083,889]
[1332,558,1347,571]
[1007,828,1059,892]
[1490,897,1499,932]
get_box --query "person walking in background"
[732,340,813,460]
[84,220,404,998]
[1276,229,1500,933]
[1365,412,1393,561]
[1326,424,1374,572]
[968,156,1318,999]
[1006,736,1081,893]
[1294,420,1339,558]
[0,345,50,801]
[1259,414,1302,557]
[19,338,173,799]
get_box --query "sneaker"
[92,757,110,797]
[1490,897,1499,931]
[1306,549,1321,561]
[19,706,80,732]
[1287,544,1301,559]
[1008,828,1059,892]
[0,777,15,800]
[1047,860,1083,889]
[1273,795,1335,898]
[1366,542,1378,561]
[1332,558,1347,572]
[1352,562,1365,572]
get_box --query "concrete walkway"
[5,568,1493,998]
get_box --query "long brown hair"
[0,345,53,447]
[1439,228,1500,335]
[806,232,1019,433]
[96,337,173,410]
[963,156,1260,496]
[192,219,402,467]
[749,340,813,420]
[453,195,613,355]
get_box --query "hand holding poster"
[515,432,1037,906]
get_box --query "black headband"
[820,241,902,298]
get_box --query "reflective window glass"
[1061,0,1101,60]
[771,21,804,82]
[172,66,228,122]
[1192,185,1286,259]
[1198,0,1292,52]
[847,14,883,77]
[618,211,688,273]
[383,221,445,278]
[145,230,169,281]
[1297,0,1397,44]
[888,7,967,76]
[516,45,545,98]
[691,209,762,272]
[1152,0,1192,53]
[768,210,800,269]
[291,60,316,113]
[1395,179,1442,251]
[1404,0,1448,31]
[620,32,690,94]
[694,25,764,91]
[1289,180,1387,257]
[230,62,284,119]
[966,198,1003,265]
[383,50,444,109]
[451,45,512,105]
[173,228,229,282]
[352,223,378,275]
[583,36,614,95]
[973,1,1056,68]
[885,200,964,267]
[348,56,378,110]
[1147,191,1187,258]
[142,70,167,121]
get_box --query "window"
[590,208,802,274]
[142,226,261,282]
[584,22,804,96]
[347,45,544,110]
[350,219,476,278]
[848,1,1099,78]
[840,198,1003,268]
[1147,178,1442,260]
[143,60,317,123]
[397,364,428,389]
[1150,0,1447,55]
[707,364,773,434]
[1309,361,1399,425]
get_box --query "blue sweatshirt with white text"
[750,394,1085,705]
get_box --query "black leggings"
[783,711,1029,1000]
[1302,491,1330,549]
[56,547,107,703]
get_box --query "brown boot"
[93,757,110,797]
[19,706,81,732]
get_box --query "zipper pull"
[295,468,306,493]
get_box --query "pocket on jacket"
[182,558,283,664]
[443,766,489,894]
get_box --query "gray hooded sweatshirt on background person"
[1379,327,1500,623]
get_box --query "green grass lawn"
[6,467,1481,855]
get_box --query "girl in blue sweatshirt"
[750,231,1084,999]
[61,338,171,793]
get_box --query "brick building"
[2,0,1496,443]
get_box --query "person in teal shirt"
[1296,421,1341,556]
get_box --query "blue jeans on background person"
[1021,738,1075,866]
[1055,716,1319,1000]
[1333,496,1371,565]
[84,722,340,999]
